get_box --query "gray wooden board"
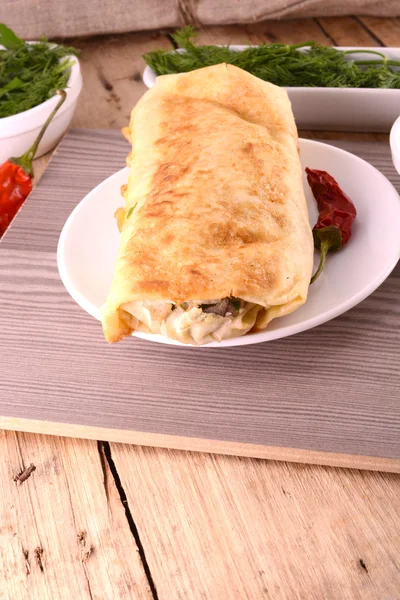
[1,129,399,468]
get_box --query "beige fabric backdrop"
[1,0,398,39]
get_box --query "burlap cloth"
[1,0,398,40]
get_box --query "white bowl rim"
[0,41,81,128]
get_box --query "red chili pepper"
[306,167,357,284]
[0,90,66,238]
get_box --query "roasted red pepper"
[0,90,66,238]
[306,167,357,283]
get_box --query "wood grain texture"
[314,16,380,46]
[359,16,400,46]
[111,444,400,600]
[2,416,400,473]
[0,431,153,600]
[1,129,399,469]
[193,18,330,45]
[70,30,171,130]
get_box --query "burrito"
[101,63,314,345]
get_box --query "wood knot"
[23,548,30,575]
[13,463,36,485]
[78,531,94,563]
[34,547,44,572]
[359,558,368,573]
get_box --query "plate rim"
[57,138,400,348]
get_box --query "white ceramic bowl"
[390,115,400,176]
[0,47,82,163]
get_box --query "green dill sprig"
[143,26,400,89]
[0,23,79,118]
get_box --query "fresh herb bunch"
[144,26,400,89]
[0,23,78,118]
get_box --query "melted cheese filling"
[121,300,262,345]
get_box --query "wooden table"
[3,17,400,600]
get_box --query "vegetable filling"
[122,297,263,345]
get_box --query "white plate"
[143,47,400,132]
[58,139,400,348]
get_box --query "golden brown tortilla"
[101,64,313,345]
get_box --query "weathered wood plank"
[358,17,400,46]
[315,16,380,46]
[250,18,331,44]
[111,444,400,600]
[70,30,171,130]
[0,431,153,600]
[194,18,331,45]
